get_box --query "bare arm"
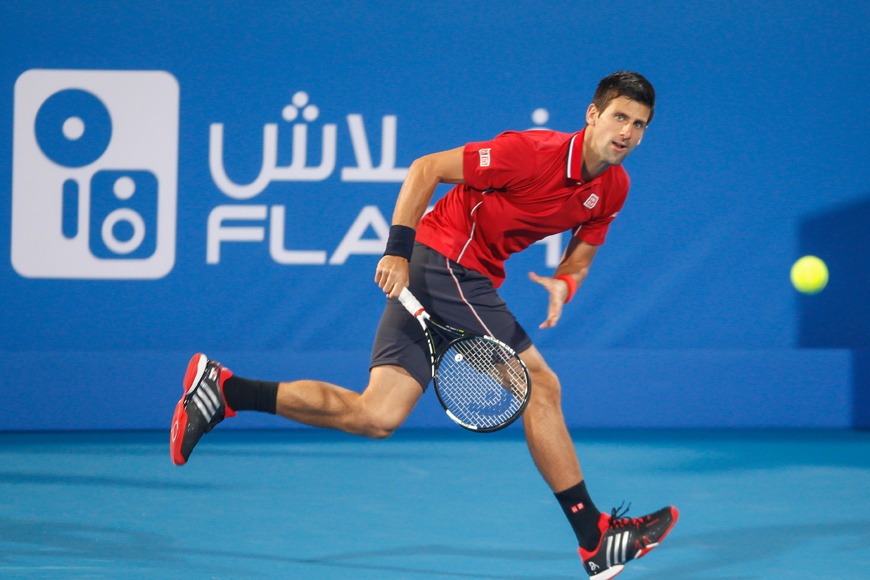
[375,146,465,298]
[528,236,599,328]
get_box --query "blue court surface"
[1,428,869,579]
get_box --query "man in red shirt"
[172,71,677,579]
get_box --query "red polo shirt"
[415,128,629,288]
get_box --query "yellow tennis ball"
[790,255,829,294]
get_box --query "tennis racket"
[398,287,531,432]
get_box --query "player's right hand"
[375,255,410,299]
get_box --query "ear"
[585,103,599,126]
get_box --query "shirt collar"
[566,130,585,183]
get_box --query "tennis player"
[172,71,678,579]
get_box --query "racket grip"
[398,287,426,319]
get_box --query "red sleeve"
[574,168,630,246]
[463,132,537,192]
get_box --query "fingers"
[529,271,567,329]
[528,271,548,286]
[539,298,563,329]
[386,284,405,299]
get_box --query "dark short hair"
[592,71,656,124]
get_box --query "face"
[585,96,651,166]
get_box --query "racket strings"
[436,337,529,429]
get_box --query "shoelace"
[608,501,648,530]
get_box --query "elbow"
[409,147,464,185]
[408,154,438,181]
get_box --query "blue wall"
[1,1,868,430]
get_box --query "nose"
[620,122,635,141]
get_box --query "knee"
[527,366,562,412]
[355,367,421,439]
[356,401,407,439]
[518,347,562,411]
[361,415,400,439]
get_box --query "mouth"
[611,140,629,152]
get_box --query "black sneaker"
[579,504,679,579]
[170,353,236,465]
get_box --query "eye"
[615,113,626,121]
[634,121,646,129]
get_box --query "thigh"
[362,365,426,430]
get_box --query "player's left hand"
[528,272,570,329]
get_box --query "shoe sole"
[589,565,624,580]
[169,354,208,466]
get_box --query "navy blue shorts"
[370,243,533,390]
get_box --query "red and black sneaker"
[579,504,679,579]
[170,353,236,465]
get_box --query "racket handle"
[398,287,428,323]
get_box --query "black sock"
[223,375,279,414]
[554,480,603,551]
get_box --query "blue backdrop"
[1,0,868,430]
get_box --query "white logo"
[12,69,179,279]
[606,532,630,567]
[191,381,220,422]
[583,193,599,209]
[479,147,491,167]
